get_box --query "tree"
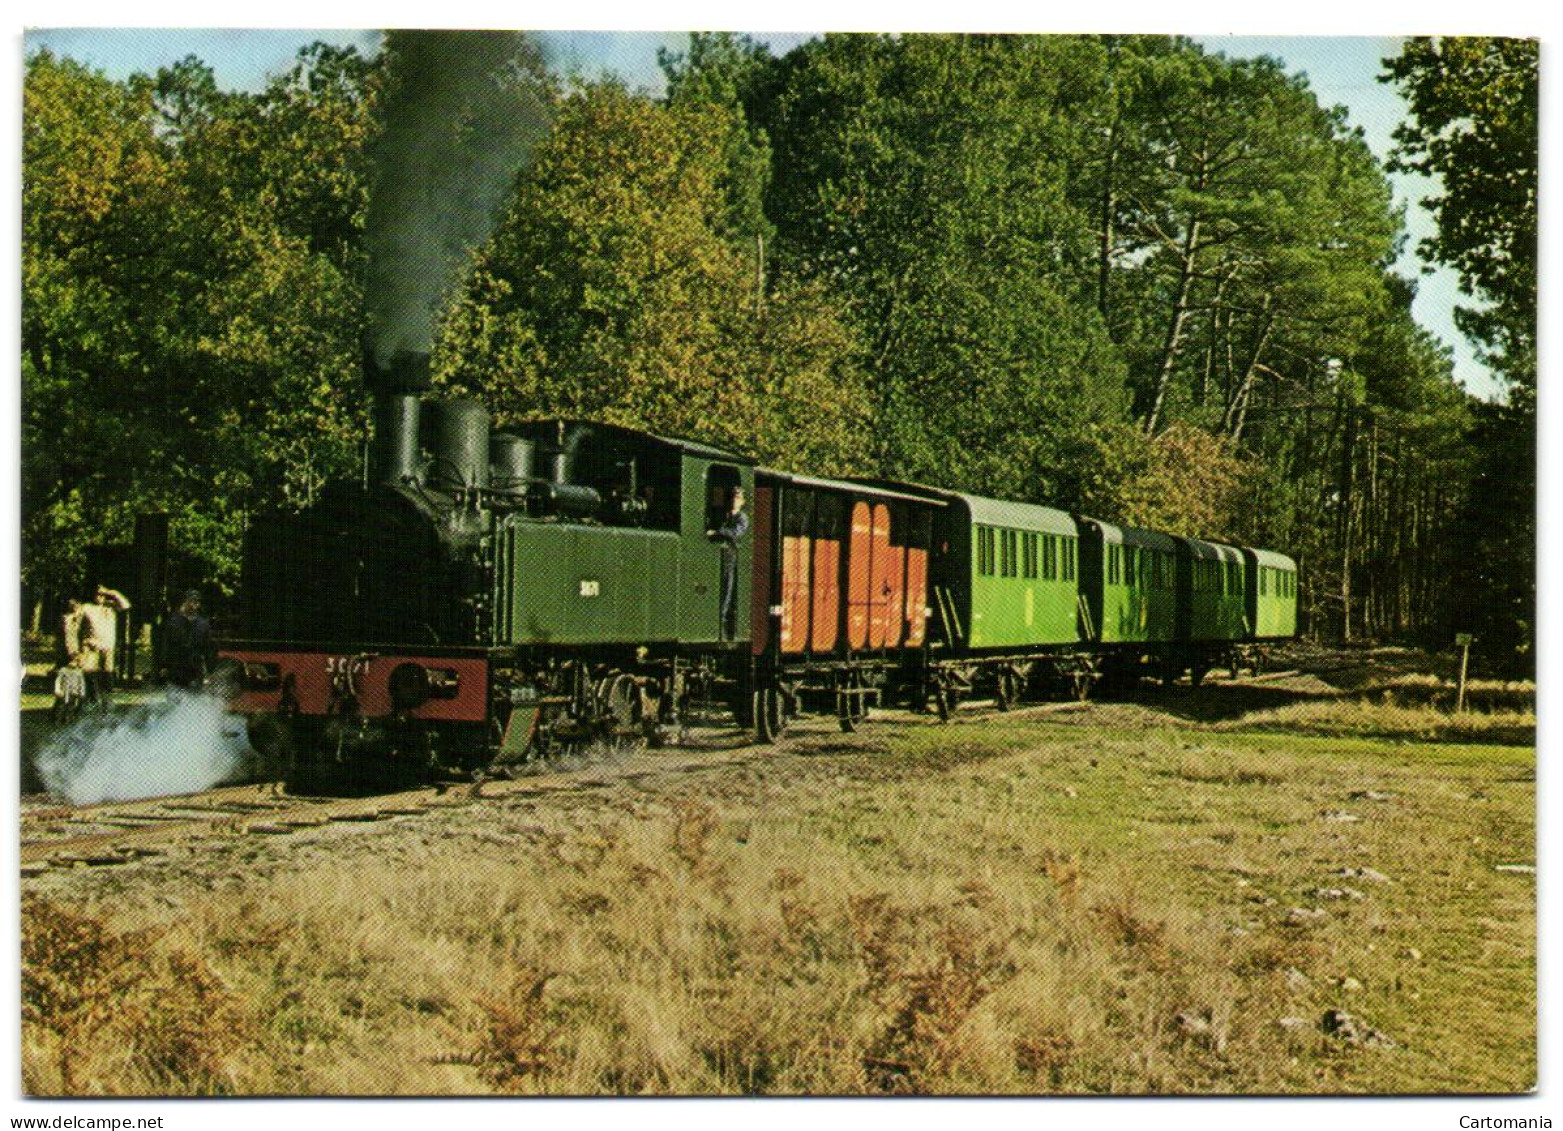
[1073,420,1258,539]
[1385,36,1537,672]
[24,50,181,600]
[1383,37,1537,392]
[22,45,381,601]
[1087,45,1399,436]
[757,34,1130,502]
[433,81,869,475]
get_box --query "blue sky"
[22,28,1498,399]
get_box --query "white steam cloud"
[35,691,253,805]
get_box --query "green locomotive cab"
[1076,519,1179,646]
[1242,546,1299,641]
[492,421,754,649]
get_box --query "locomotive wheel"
[934,686,957,722]
[605,675,640,731]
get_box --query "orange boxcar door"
[904,542,928,647]
[869,503,895,648]
[847,500,872,650]
[780,528,811,653]
[877,505,904,648]
[811,536,841,652]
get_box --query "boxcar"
[749,470,943,735]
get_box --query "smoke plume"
[363,30,555,384]
[34,692,253,805]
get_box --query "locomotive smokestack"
[364,345,430,485]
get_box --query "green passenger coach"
[1077,519,1180,646]
[935,492,1080,652]
[1178,537,1250,643]
[1243,547,1299,641]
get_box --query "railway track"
[18,670,1314,877]
[19,729,800,876]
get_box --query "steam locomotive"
[222,351,1297,790]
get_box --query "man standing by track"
[159,589,217,691]
[68,584,131,705]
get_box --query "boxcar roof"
[757,469,947,507]
[1247,547,1297,570]
[1080,518,1182,553]
[1182,537,1246,563]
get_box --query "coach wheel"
[1190,663,1209,689]
[995,668,1021,712]
[732,690,755,729]
[838,688,867,733]
[935,686,958,722]
[837,673,867,733]
[754,686,785,744]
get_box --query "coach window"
[1023,533,1038,579]
[1063,537,1076,581]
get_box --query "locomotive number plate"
[325,655,371,677]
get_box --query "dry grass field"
[20,657,1535,1096]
